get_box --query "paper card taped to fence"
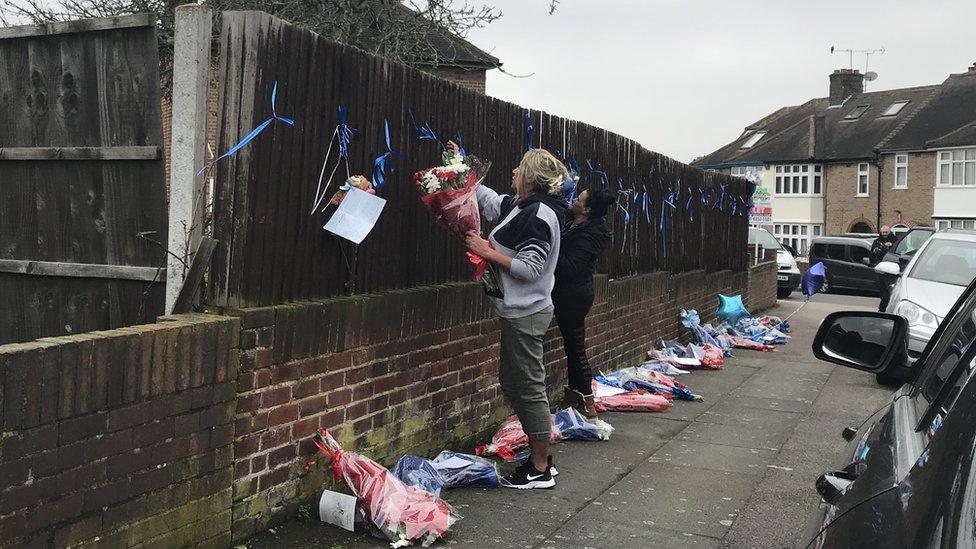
[319,489,357,531]
[324,187,386,244]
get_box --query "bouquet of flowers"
[414,151,501,297]
[312,430,461,547]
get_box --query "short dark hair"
[585,186,616,219]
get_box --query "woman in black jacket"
[552,186,615,418]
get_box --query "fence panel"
[209,11,749,308]
[0,15,167,344]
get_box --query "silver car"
[876,229,976,357]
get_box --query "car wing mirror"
[816,469,859,505]
[874,261,900,276]
[812,311,909,373]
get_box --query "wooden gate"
[0,14,168,344]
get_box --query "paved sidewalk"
[247,295,892,549]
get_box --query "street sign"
[750,186,772,225]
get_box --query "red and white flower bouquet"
[414,151,502,297]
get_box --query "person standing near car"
[872,226,899,311]
[552,186,614,419]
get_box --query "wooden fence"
[0,15,168,344]
[209,11,749,308]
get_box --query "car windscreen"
[908,239,976,287]
[748,229,782,250]
[894,229,934,255]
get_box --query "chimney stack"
[968,62,976,73]
[829,69,864,105]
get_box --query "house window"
[845,105,870,120]
[773,224,823,256]
[773,164,823,196]
[741,131,767,148]
[894,154,908,188]
[882,101,909,116]
[857,163,870,196]
[936,219,976,230]
[938,149,976,186]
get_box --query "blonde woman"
[464,147,569,489]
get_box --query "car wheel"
[777,287,792,299]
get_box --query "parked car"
[802,276,976,547]
[876,229,976,358]
[808,236,878,295]
[881,226,935,270]
[749,227,800,298]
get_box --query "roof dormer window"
[882,100,909,116]
[844,105,870,119]
[741,131,766,148]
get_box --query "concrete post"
[166,4,212,313]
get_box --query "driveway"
[246,293,892,549]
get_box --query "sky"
[464,0,976,163]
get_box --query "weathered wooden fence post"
[166,4,212,313]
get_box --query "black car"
[802,276,976,547]
[808,236,879,295]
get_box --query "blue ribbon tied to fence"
[713,182,728,211]
[587,160,610,188]
[310,105,358,215]
[642,184,651,223]
[408,108,440,144]
[616,179,632,224]
[660,186,678,257]
[198,81,295,176]
[454,131,467,157]
[372,119,399,190]
[525,112,535,151]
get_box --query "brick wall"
[879,152,935,227]
[226,267,769,540]
[747,260,778,312]
[421,66,488,94]
[825,161,880,234]
[0,314,240,548]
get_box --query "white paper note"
[430,456,472,471]
[594,382,627,398]
[319,489,358,532]
[323,187,387,244]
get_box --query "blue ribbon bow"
[408,108,439,144]
[616,179,632,224]
[660,186,678,257]
[713,182,728,210]
[642,184,651,223]
[372,119,399,190]
[587,160,610,188]
[454,131,467,157]
[337,106,356,159]
[525,112,535,151]
[198,81,295,175]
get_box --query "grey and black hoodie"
[476,185,568,318]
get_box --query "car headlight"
[896,300,939,329]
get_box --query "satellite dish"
[864,71,878,82]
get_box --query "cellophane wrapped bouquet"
[312,429,461,547]
[414,151,501,297]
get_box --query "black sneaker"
[548,455,559,476]
[502,461,556,490]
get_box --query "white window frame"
[773,164,823,197]
[772,223,823,257]
[857,163,870,197]
[937,148,976,187]
[936,219,976,230]
[882,101,909,116]
[894,154,908,189]
[741,131,767,149]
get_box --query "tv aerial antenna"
[830,46,885,88]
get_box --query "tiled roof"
[694,70,976,167]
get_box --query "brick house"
[693,64,976,254]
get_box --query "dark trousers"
[553,292,595,395]
[878,275,894,312]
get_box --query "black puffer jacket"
[552,217,612,299]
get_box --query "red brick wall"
[0,314,240,548]
[421,66,488,94]
[226,268,764,539]
[748,260,778,312]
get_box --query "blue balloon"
[802,262,827,297]
[715,294,750,323]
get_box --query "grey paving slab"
[566,462,758,539]
[545,520,722,549]
[696,401,802,432]
[679,421,794,451]
[650,439,777,475]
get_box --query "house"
[693,64,976,254]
